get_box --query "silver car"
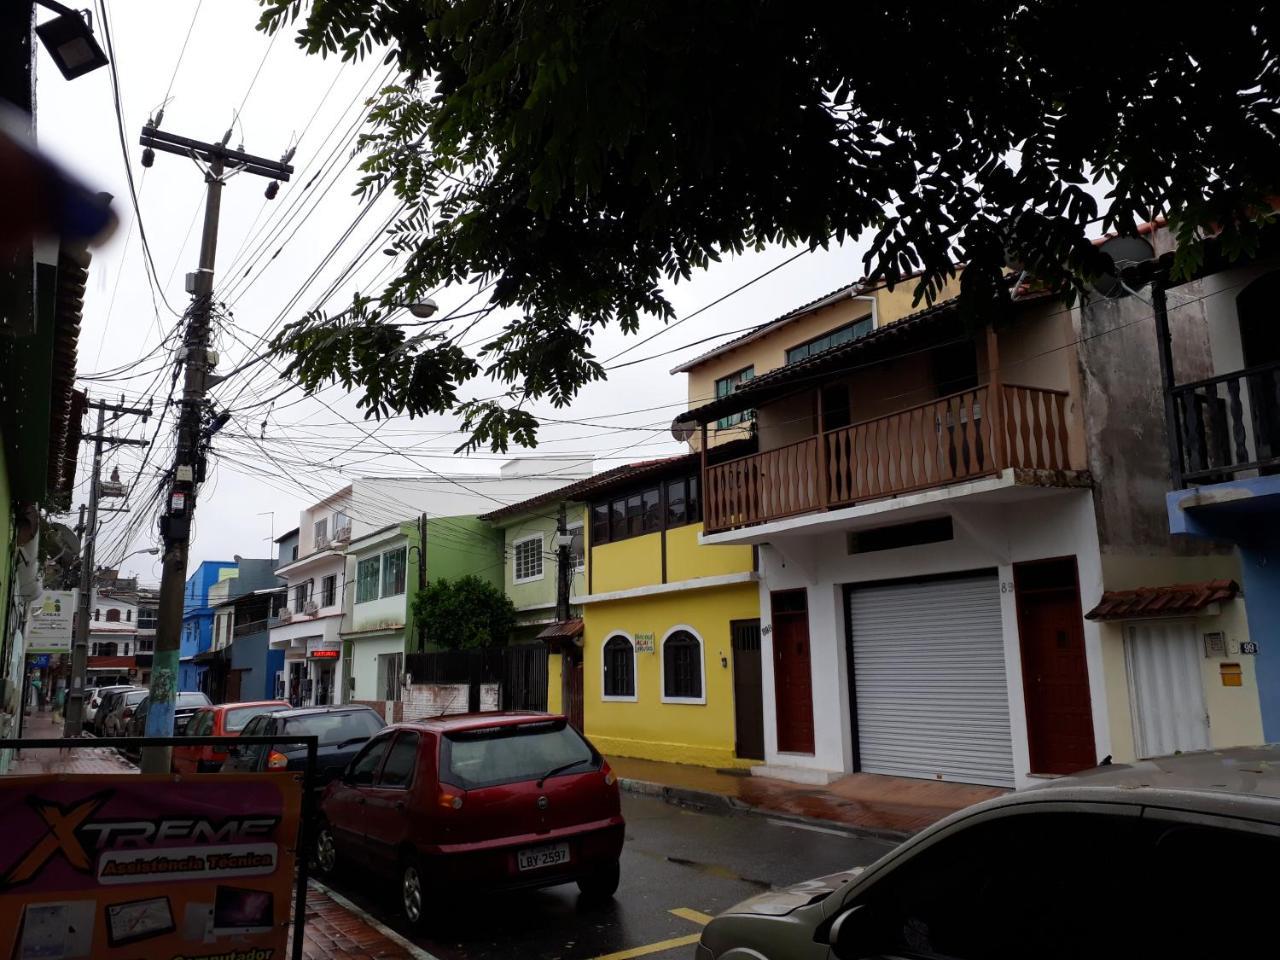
[698,747,1280,960]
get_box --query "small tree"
[412,575,516,651]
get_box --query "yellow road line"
[669,907,714,926]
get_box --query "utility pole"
[138,122,293,773]
[63,398,150,735]
[555,502,572,624]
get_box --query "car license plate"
[517,843,570,871]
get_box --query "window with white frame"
[321,575,337,607]
[662,628,704,702]
[293,583,309,612]
[356,556,381,603]
[513,535,544,583]
[382,547,407,597]
[314,517,329,546]
[602,634,636,700]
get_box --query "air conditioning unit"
[303,600,319,615]
[331,525,352,543]
[278,608,293,623]
[315,536,330,549]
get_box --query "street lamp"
[34,1,110,81]
[119,547,160,563]
[406,297,438,319]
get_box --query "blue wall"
[178,561,235,692]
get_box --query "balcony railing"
[1171,360,1280,485]
[705,384,1074,533]
[234,619,270,638]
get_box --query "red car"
[172,700,289,774]
[315,712,624,926]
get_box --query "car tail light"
[437,783,464,810]
[266,751,289,770]
[602,761,616,787]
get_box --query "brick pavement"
[4,711,419,959]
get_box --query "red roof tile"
[1084,580,1239,621]
[537,618,584,641]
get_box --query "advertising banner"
[0,773,302,960]
[25,591,75,654]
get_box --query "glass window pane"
[378,733,420,787]
[667,479,687,527]
[514,537,543,581]
[592,503,610,544]
[611,499,627,540]
[382,547,407,597]
[642,488,661,532]
[442,721,597,789]
[356,557,380,603]
[626,494,643,536]
[688,475,700,523]
[349,735,392,784]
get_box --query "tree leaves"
[411,574,517,650]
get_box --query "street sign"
[30,654,51,669]
[25,590,75,653]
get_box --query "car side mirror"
[829,905,879,960]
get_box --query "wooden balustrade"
[1171,360,1280,484]
[704,383,1075,533]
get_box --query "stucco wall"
[350,634,405,702]
[582,581,760,767]
[665,524,753,582]
[591,535,663,594]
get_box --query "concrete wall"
[426,515,504,588]
[349,634,404,702]
[591,535,663,594]
[498,506,588,611]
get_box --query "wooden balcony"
[1171,359,1280,485]
[704,384,1075,533]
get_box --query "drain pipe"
[850,292,878,328]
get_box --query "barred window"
[514,536,544,583]
[603,635,635,699]
[356,557,380,603]
[662,630,703,701]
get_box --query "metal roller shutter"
[848,573,1014,787]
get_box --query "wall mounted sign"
[308,649,340,660]
[1240,641,1259,655]
[633,632,655,654]
[26,590,75,653]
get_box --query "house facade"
[676,268,1260,789]
[178,561,237,691]
[205,558,282,703]
[87,587,138,683]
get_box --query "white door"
[848,572,1015,788]
[1124,620,1211,758]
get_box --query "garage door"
[848,573,1014,787]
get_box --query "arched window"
[602,634,636,700]
[661,628,704,703]
[106,609,121,623]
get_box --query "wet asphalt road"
[320,793,896,960]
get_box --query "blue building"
[206,558,286,703]
[179,561,237,692]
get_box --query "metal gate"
[731,619,765,760]
[847,572,1014,787]
[405,645,549,713]
[1124,620,1211,758]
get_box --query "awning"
[538,619,584,646]
[1085,580,1239,621]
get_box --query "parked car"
[223,705,386,788]
[84,684,135,733]
[314,712,624,928]
[126,691,213,741]
[101,688,149,738]
[172,700,290,774]
[695,747,1280,960]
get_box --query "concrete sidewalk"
[3,711,419,960]
[609,755,1005,839]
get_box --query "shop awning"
[1085,580,1239,621]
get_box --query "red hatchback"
[172,700,289,774]
[316,712,624,926]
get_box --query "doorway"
[287,661,305,706]
[730,619,765,760]
[312,660,335,706]
[562,646,584,733]
[770,590,815,755]
[1125,620,1211,758]
[1014,558,1097,775]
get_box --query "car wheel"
[313,824,339,877]
[577,859,621,902]
[400,858,427,928]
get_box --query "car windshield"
[442,720,598,789]
[124,690,147,705]
[282,710,383,746]
[177,693,210,708]
[224,705,276,732]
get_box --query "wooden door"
[1015,559,1096,774]
[731,620,765,760]
[771,591,815,755]
[563,649,584,733]
[225,668,243,704]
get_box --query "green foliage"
[411,574,516,650]
[257,1,1280,449]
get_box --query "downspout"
[850,293,879,329]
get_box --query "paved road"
[320,793,896,960]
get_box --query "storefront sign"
[633,632,655,654]
[0,773,301,959]
[305,638,341,660]
[309,649,340,660]
[25,590,75,653]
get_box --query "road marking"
[589,907,713,960]
[669,907,714,925]
[766,817,859,838]
[308,878,443,960]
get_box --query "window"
[293,583,309,612]
[377,652,403,701]
[348,735,392,786]
[381,547,406,597]
[610,499,627,541]
[332,510,349,533]
[138,606,157,629]
[225,705,275,732]
[441,719,598,789]
[138,638,154,652]
[321,575,337,608]
[282,708,384,747]
[314,517,329,546]
[94,608,100,621]
[126,609,132,622]
[662,629,704,702]
[356,557,380,603]
[106,609,120,623]
[377,732,420,788]
[591,503,609,547]
[594,475,701,545]
[602,634,636,700]
[715,366,755,429]
[291,545,298,561]
[567,523,586,570]
[642,488,662,533]
[785,315,874,365]
[513,535,544,583]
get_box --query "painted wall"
[497,506,588,612]
[426,515,504,587]
[230,626,283,701]
[753,488,1109,789]
[347,528,412,637]
[1095,553,1262,761]
[350,634,404,701]
[547,653,563,715]
[581,581,759,767]
[665,524,753,583]
[591,535,663,594]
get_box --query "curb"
[618,777,910,844]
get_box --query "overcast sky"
[38,0,872,582]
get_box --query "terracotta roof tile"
[537,618,584,641]
[1084,580,1239,621]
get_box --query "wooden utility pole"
[138,122,292,772]
[555,501,572,623]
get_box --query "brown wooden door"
[771,591,815,755]
[1015,559,1096,774]
[731,620,765,760]
[563,650,584,733]
[225,669,243,704]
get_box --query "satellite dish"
[46,522,80,565]
[1091,236,1156,298]
[671,416,696,443]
